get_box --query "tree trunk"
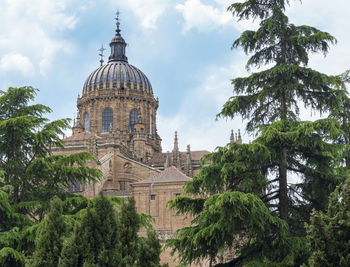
[279,147,289,222]
[279,59,289,222]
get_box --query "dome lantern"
[108,11,128,63]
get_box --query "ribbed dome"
[83,61,153,95]
[82,14,153,96]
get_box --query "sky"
[0,0,349,152]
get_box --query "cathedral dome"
[83,61,153,95]
[82,15,152,96]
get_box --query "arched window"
[129,109,139,132]
[84,113,90,132]
[102,108,113,132]
[150,115,153,136]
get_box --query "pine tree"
[59,193,121,267]
[119,197,140,266]
[31,197,65,267]
[167,0,349,265]
[305,178,350,266]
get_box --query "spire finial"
[237,129,242,144]
[172,131,181,169]
[98,44,106,66]
[173,131,179,152]
[185,144,193,177]
[116,10,121,35]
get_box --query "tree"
[330,94,350,168]
[168,143,310,266]
[0,86,102,264]
[167,0,349,265]
[119,197,140,266]
[219,0,348,222]
[305,177,350,266]
[0,86,101,217]
[31,197,65,267]
[137,229,162,267]
[59,193,121,267]
[0,175,26,267]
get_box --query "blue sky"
[0,0,349,152]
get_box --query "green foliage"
[168,190,308,266]
[219,0,348,222]
[0,86,101,212]
[256,119,345,218]
[137,229,162,267]
[119,197,140,266]
[305,178,350,266]
[167,0,349,266]
[218,0,349,225]
[186,142,271,195]
[0,178,27,267]
[0,86,66,203]
[19,152,101,221]
[31,197,65,267]
[0,86,101,265]
[0,247,25,267]
[330,94,350,168]
[59,193,121,267]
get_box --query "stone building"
[53,15,242,266]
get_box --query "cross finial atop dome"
[98,44,106,66]
[115,10,121,36]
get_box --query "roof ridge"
[132,166,191,185]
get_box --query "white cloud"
[118,0,170,30]
[286,0,350,77]
[176,0,232,33]
[175,0,261,33]
[0,53,34,76]
[0,0,78,76]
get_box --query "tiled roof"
[149,150,210,167]
[63,132,97,141]
[132,166,191,185]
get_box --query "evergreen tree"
[167,0,349,265]
[330,94,350,168]
[305,178,350,266]
[0,86,101,218]
[59,193,121,267]
[0,175,26,267]
[31,197,65,267]
[219,0,348,222]
[119,197,140,266]
[0,86,101,264]
[137,229,162,267]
